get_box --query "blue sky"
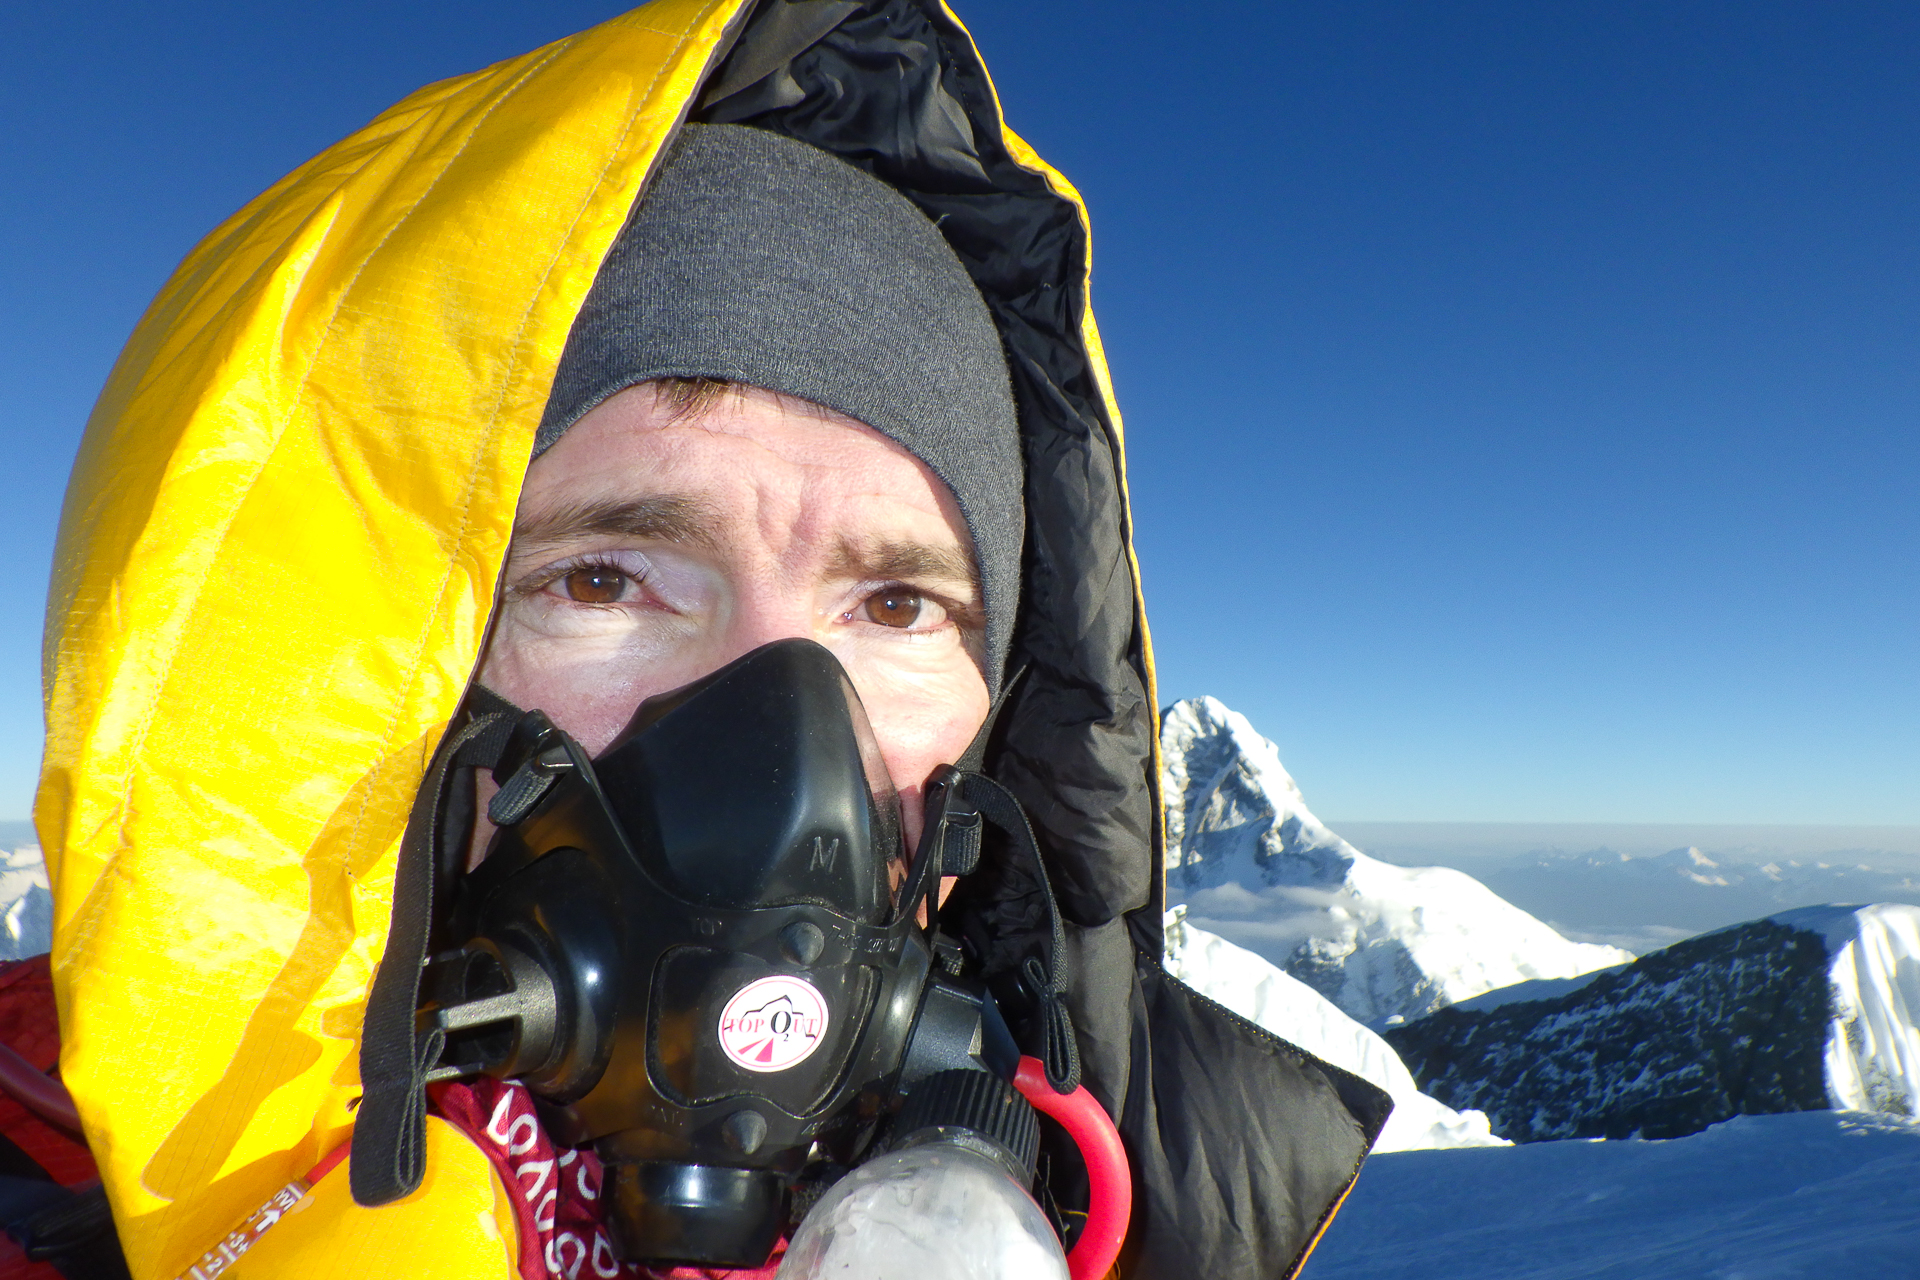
[2,1,1914,825]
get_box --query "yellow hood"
[38,2,1149,1276]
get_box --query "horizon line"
[1326,819,1920,831]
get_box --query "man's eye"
[863,589,925,628]
[562,567,631,604]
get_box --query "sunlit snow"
[1164,906,1505,1152]
[1308,1110,1920,1278]
[1776,903,1920,1117]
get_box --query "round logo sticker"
[717,975,831,1073]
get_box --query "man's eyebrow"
[829,538,979,594]
[511,495,721,552]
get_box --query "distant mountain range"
[1321,820,1920,954]
[1471,846,1920,952]
[1331,820,1920,867]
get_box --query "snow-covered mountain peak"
[1159,696,1358,891]
[1160,697,1633,1026]
[1652,845,1733,886]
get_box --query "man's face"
[478,382,993,848]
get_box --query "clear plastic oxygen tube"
[777,1059,1131,1280]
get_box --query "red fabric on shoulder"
[0,956,98,1280]
[0,956,94,1187]
[431,1079,570,1280]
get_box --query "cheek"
[845,659,991,849]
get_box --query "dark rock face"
[1384,920,1832,1142]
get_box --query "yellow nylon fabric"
[229,1120,521,1280]
[38,2,744,1274]
[36,2,1149,1277]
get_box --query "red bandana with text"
[430,1078,785,1280]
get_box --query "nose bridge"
[722,557,831,663]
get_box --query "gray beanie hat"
[538,123,1024,693]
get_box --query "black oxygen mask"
[419,639,1017,1268]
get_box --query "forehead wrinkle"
[511,493,724,553]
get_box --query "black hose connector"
[887,1068,1040,1183]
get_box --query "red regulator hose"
[1013,1056,1131,1280]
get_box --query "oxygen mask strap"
[955,663,1027,774]
[945,771,1081,1095]
[352,689,518,1206]
[941,664,1084,1090]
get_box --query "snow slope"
[1161,697,1630,1026]
[1162,906,1505,1152]
[1306,1110,1920,1280]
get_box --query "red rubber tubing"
[306,1138,352,1186]
[0,1040,81,1135]
[1014,1055,1131,1280]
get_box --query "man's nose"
[718,583,832,667]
